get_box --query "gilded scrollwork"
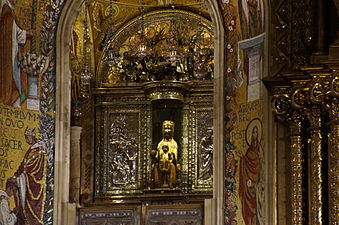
[272,94,290,116]
[310,83,326,103]
[291,88,308,109]
[330,76,339,97]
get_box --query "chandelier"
[102,7,214,84]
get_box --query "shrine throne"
[77,9,214,225]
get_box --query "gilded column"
[289,112,304,225]
[308,107,323,225]
[328,101,339,225]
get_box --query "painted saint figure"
[6,127,47,225]
[0,0,29,107]
[238,120,262,225]
[151,120,179,188]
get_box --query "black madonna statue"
[151,120,180,188]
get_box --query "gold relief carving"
[308,108,323,225]
[273,93,306,224]
[196,111,213,187]
[141,106,152,188]
[288,112,304,225]
[142,81,191,102]
[97,10,213,86]
[291,88,308,109]
[330,76,339,97]
[108,113,139,188]
[310,83,326,103]
[91,83,213,199]
[272,94,290,117]
[258,68,339,225]
[271,0,314,76]
[181,105,190,191]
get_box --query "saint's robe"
[239,141,260,225]
[0,0,27,106]
[13,142,47,225]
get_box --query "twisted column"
[288,112,305,225]
[308,107,323,225]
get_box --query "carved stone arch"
[55,1,225,225]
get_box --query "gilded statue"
[151,120,179,188]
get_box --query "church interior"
[0,0,338,224]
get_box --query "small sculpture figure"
[198,127,213,180]
[151,120,179,188]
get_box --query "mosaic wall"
[219,0,266,224]
[1,0,267,224]
[0,0,64,224]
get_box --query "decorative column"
[328,100,339,225]
[273,94,306,225]
[288,112,305,225]
[264,31,339,225]
[308,107,323,225]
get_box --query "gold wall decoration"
[78,203,203,225]
[70,0,215,207]
[91,81,213,202]
[97,10,214,86]
[79,207,140,225]
[270,0,314,76]
[145,204,203,224]
[264,66,339,224]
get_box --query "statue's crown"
[163,120,174,127]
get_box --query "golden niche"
[151,120,180,188]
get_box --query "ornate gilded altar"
[72,8,215,204]
[93,79,214,202]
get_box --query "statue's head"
[162,120,174,140]
[207,127,213,138]
[24,127,37,145]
